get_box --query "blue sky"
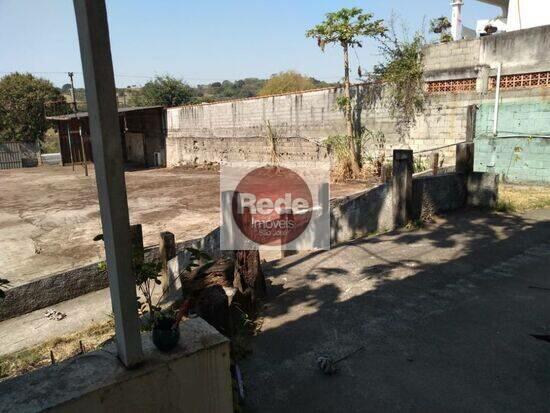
[0,0,500,88]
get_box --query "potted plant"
[135,248,210,352]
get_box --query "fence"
[0,142,23,170]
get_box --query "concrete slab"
[0,165,364,287]
[241,209,550,412]
[0,288,112,356]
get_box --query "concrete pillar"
[431,153,440,176]
[281,209,297,258]
[466,105,478,142]
[130,224,144,269]
[450,0,464,41]
[456,142,474,175]
[73,0,143,367]
[392,150,413,227]
[159,231,177,295]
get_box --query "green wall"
[474,99,550,183]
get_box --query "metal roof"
[46,105,163,121]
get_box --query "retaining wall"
[0,318,233,413]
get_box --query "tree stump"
[233,250,266,308]
[196,285,231,336]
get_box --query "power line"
[0,70,344,83]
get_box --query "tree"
[258,71,320,96]
[0,73,66,143]
[129,75,194,107]
[306,8,386,175]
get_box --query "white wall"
[507,0,550,31]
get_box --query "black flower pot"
[152,317,180,352]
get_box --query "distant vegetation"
[195,78,267,102]
[258,71,331,96]
[0,70,333,144]
[128,75,194,107]
[129,73,332,106]
[60,73,331,109]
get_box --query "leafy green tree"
[259,71,321,96]
[129,75,194,107]
[0,73,66,143]
[306,8,386,175]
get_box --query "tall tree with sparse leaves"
[307,8,386,174]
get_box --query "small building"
[451,0,550,40]
[47,106,166,168]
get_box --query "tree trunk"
[343,43,361,176]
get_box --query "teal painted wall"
[474,99,550,183]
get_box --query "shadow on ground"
[240,209,550,412]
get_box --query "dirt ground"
[0,165,366,286]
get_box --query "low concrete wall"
[329,171,497,246]
[0,318,233,413]
[0,171,499,321]
[330,184,394,245]
[412,173,467,219]
[467,172,500,208]
[0,236,209,321]
[0,261,109,322]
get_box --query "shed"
[47,106,165,168]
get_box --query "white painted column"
[451,0,464,41]
[73,0,143,367]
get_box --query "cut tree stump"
[233,250,266,308]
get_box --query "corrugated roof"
[46,105,163,121]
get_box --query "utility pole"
[68,72,78,113]
[79,125,89,176]
[68,71,88,176]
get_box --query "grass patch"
[0,319,114,381]
[497,184,550,213]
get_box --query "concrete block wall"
[474,94,550,183]
[166,87,475,167]
[167,136,329,166]
[166,26,550,170]
[423,38,481,80]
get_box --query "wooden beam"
[73,0,143,367]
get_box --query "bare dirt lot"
[0,165,366,286]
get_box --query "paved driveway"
[241,209,550,412]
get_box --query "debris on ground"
[44,309,66,321]
[316,346,365,376]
